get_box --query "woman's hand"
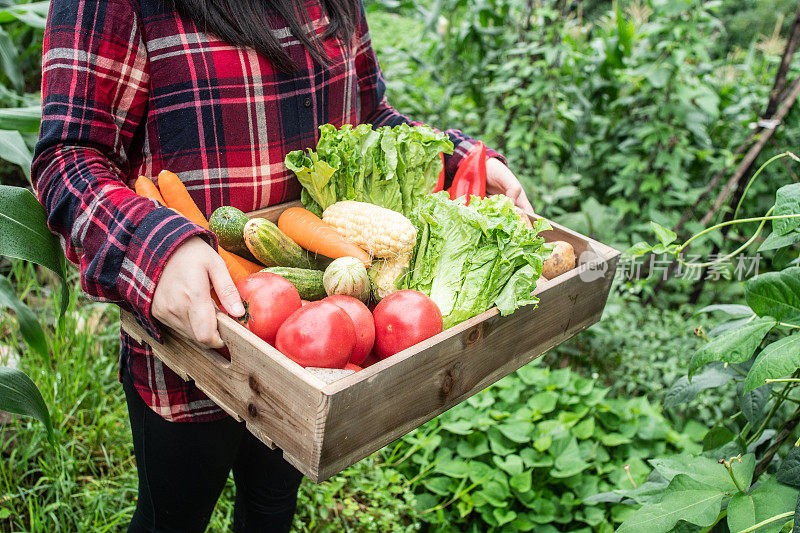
[151,236,245,348]
[486,157,535,213]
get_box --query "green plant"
[608,153,800,531]
[383,364,703,531]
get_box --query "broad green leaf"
[740,384,772,426]
[509,470,532,493]
[572,417,595,440]
[493,454,524,476]
[493,508,517,526]
[649,453,754,492]
[0,27,23,92]
[552,437,589,477]
[0,275,47,359]
[0,366,53,443]
[497,420,533,444]
[456,432,489,458]
[727,478,797,533]
[694,304,755,318]
[745,268,800,323]
[433,458,470,478]
[778,447,800,489]
[772,183,800,236]
[665,364,734,408]
[0,130,32,180]
[626,241,653,257]
[0,186,68,316]
[0,106,41,134]
[759,230,800,252]
[688,317,776,377]
[744,333,800,393]
[703,426,735,451]
[0,2,50,28]
[440,419,472,435]
[616,475,725,533]
[651,221,677,247]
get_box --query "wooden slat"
[120,311,326,477]
[312,252,618,482]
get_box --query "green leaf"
[745,268,800,323]
[744,333,800,393]
[0,186,68,316]
[688,317,777,377]
[651,221,677,247]
[616,475,726,533]
[665,365,734,408]
[694,304,755,318]
[497,420,533,444]
[703,426,735,451]
[440,419,473,435]
[433,458,470,478]
[456,432,489,458]
[0,275,47,359]
[740,384,772,426]
[626,241,653,257]
[0,130,32,181]
[552,437,590,477]
[759,230,800,252]
[777,446,800,489]
[0,106,41,134]
[772,183,800,236]
[727,478,797,533]
[649,454,754,492]
[0,366,53,443]
[0,27,23,93]
[509,470,532,493]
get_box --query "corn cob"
[322,200,416,259]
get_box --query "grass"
[0,262,422,531]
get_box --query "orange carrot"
[277,207,371,267]
[157,169,209,229]
[135,175,166,205]
[219,248,263,284]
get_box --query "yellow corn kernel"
[322,201,416,259]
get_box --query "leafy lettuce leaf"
[403,192,551,328]
[285,123,453,216]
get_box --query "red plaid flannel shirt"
[32,0,502,422]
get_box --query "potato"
[542,241,576,279]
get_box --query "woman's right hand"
[151,236,245,348]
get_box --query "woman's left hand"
[486,157,535,213]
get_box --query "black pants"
[122,369,304,532]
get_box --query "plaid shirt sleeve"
[352,1,505,183]
[31,0,214,341]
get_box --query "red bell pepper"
[447,142,486,205]
[433,152,446,193]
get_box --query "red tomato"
[323,295,375,365]
[373,290,443,359]
[275,301,355,368]
[344,362,362,372]
[235,272,301,345]
[360,350,381,368]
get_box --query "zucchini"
[245,218,318,269]
[261,267,326,300]
[209,206,258,262]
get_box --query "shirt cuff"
[118,206,217,342]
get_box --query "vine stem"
[678,212,799,252]
[733,151,798,220]
[778,322,800,329]
[765,378,800,383]
[747,379,795,446]
[736,511,794,533]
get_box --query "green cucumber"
[261,267,326,300]
[244,218,319,269]
[209,206,257,262]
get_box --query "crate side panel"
[120,311,323,474]
[315,254,617,481]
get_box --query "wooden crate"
[120,201,620,482]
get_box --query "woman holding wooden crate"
[32,0,532,530]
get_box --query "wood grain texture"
[312,252,618,481]
[120,311,326,472]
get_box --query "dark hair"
[170,0,357,72]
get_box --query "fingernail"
[231,301,245,317]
